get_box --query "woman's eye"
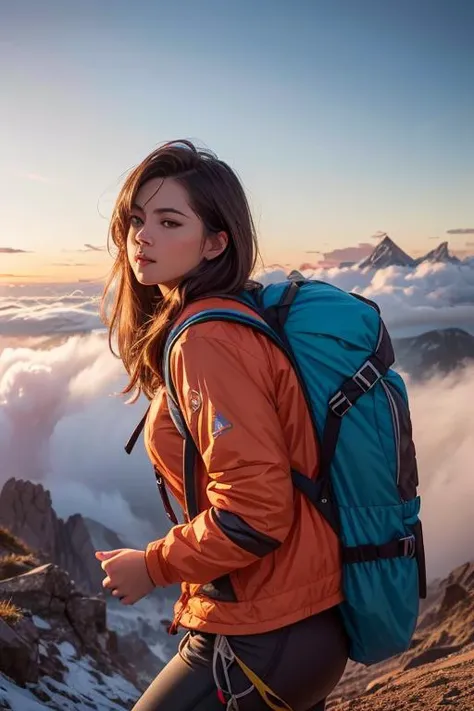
[162,220,180,228]
[130,215,143,227]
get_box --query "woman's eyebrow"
[132,203,188,217]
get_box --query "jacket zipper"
[167,583,191,635]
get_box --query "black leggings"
[132,606,349,711]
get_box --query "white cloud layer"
[0,292,103,337]
[406,365,474,579]
[0,333,168,547]
[1,260,473,341]
[258,261,474,337]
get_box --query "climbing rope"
[212,634,294,711]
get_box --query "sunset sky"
[1,0,473,283]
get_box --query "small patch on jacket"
[212,411,233,439]
[188,389,202,413]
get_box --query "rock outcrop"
[0,615,39,685]
[0,564,107,650]
[0,482,182,711]
[0,478,103,594]
[0,562,165,709]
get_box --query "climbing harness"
[212,635,293,711]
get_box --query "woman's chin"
[132,267,181,291]
[138,277,158,287]
[133,267,159,286]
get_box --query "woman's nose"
[135,227,153,245]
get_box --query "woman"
[97,140,349,710]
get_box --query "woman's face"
[126,177,227,293]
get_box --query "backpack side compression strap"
[288,322,394,535]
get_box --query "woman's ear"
[202,230,228,261]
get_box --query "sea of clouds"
[1,260,474,581]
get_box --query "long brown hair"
[101,139,261,401]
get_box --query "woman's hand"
[95,548,156,605]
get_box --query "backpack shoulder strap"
[124,286,299,457]
[122,298,272,455]
[162,303,286,521]
[124,287,300,520]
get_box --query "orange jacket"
[144,298,343,636]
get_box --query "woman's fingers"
[110,587,133,604]
[118,595,133,606]
[102,576,129,603]
[102,576,113,590]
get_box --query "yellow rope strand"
[232,653,294,711]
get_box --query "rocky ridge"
[393,327,474,379]
[0,552,164,709]
[0,480,180,710]
[0,478,103,595]
[329,560,474,709]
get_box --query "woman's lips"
[135,256,154,266]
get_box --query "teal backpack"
[126,274,427,666]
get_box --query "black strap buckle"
[353,360,381,392]
[329,390,352,417]
[400,535,416,559]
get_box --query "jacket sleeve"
[145,327,295,586]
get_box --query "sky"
[1,0,473,283]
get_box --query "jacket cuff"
[145,540,174,587]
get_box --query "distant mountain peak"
[359,235,416,269]
[416,241,460,265]
[359,235,461,270]
[393,327,474,379]
[290,269,306,279]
